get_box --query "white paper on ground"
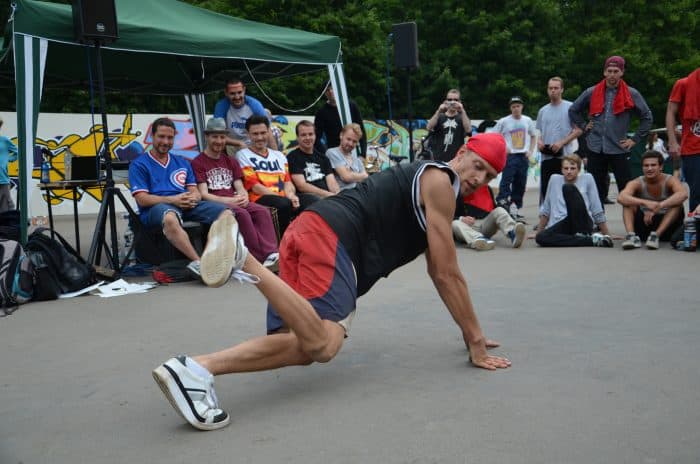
[89,279,158,298]
[58,281,106,299]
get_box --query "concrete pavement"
[1,193,699,464]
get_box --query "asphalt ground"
[1,189,699,464]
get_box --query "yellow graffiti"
[10,115,140,205]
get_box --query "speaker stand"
[404,67,415,162]
[84,39,137,276]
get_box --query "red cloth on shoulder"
[462,185,494,213]
[682,68,700,121]
[588,79,635,116]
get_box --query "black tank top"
[308,161,459,296]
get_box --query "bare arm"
[225,136,246,149]
[659,177,689,210]
[325,174,341,194]
[334,165,368,183]
[617,179,649,207]
[134,186,198,210]
[291,173,335,198]
[421,168,510,370]
[666,101,681,159]
[426,103,447,131]
[284,181,300,208]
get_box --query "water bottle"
[683,213,697,252]
[40,160,51,183]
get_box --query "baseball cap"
[509,96,524,105]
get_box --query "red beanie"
[465,133,506,173]
[604,55,625,71]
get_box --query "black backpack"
[0,238,34,315]
[25,228,96,297]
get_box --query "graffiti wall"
[0,112,539,218]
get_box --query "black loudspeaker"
[72,0,119,44]
[392,22,419,70]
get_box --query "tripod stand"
[85,40,138,276]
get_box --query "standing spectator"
[493,96,537,218]
[326,123,368,191]
[666,67,700,215]
[617,150,687,250]
[287,120,340,205]
[536,77,578,204]
[569,55,653,206]
[535,154,613,248]
[191,118,279,268]
[314,83,367,158]
[236,115,300,235]
[0,117,18,212]
[426,88,472,162]
[213,79,275,152]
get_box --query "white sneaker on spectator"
[472,236,496,251]
[646,232,659,250]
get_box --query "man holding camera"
[426,89,472,162]
[536,77,579,204]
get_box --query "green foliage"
[0,0,698,126]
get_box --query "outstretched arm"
[420,167,511,370]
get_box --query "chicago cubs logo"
[170,168,188,189]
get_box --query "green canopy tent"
[0,0,353,243]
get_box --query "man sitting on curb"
[618,150,687,250]
[452,185,526,250]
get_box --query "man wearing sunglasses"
[426,89,472,162]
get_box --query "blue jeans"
[496,153,528,208]
[682,154,700,212]
[140,200,227,229]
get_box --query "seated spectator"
[618,150,687,250]
[326,123,368,190]
[287,120,340,205]
[190,117,279,269]
[535,154,613,247]
[236,115,300,235]
[128,117,232,276]
[452,185,526,250]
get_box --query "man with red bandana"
[666,67,700,216]
[152,133,513,431]
[569,55,653,206]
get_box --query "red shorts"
[266,212,357,333]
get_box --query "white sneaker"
[152,356,230,431]
[186,260,201,278]
[201,215,253,287]
[508,222,526,248]
[263,252,279,268]
[472,236,496,251]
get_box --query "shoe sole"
[152,365,230,431]
[646,243,659,250]
[511,223,526,248]
[200,215,237,288]
[622,242,638,250]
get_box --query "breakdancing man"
[153,132,512,430]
